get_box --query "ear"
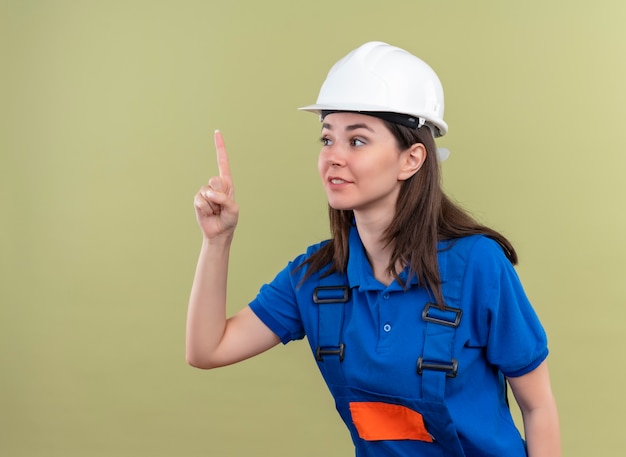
[398,143,427,181]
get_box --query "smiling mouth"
[329,178,351,184]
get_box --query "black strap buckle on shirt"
[422,303,462,328]
[316,343,346,362]
[417,357,459,378]
[313,285,350,304]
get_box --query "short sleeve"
[465,237,549,377]
[248,254,311,344]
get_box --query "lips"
[328,176,352,185]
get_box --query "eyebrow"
[321,123,375,132]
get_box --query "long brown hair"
[301,119,517,306]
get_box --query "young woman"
[187,41,560,457]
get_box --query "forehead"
[321,112,386,130]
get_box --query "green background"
[2,0,625,455]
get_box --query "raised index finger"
[214,130,232,179]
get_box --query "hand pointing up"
[193,130,239,240]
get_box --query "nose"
[320,144,346,167]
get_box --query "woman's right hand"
[193,130,239,240]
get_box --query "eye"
[320,136,333,147]
[350,137,366,147]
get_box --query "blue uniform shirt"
[250,227,548,455]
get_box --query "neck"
[353,210,397,286]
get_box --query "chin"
[328,204,346,210]
[328,203,354,211]
[326,199,354,211]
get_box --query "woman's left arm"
[507,360,561,457]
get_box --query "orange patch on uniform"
[349,402,434,442]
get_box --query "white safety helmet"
[299,41,450,159]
